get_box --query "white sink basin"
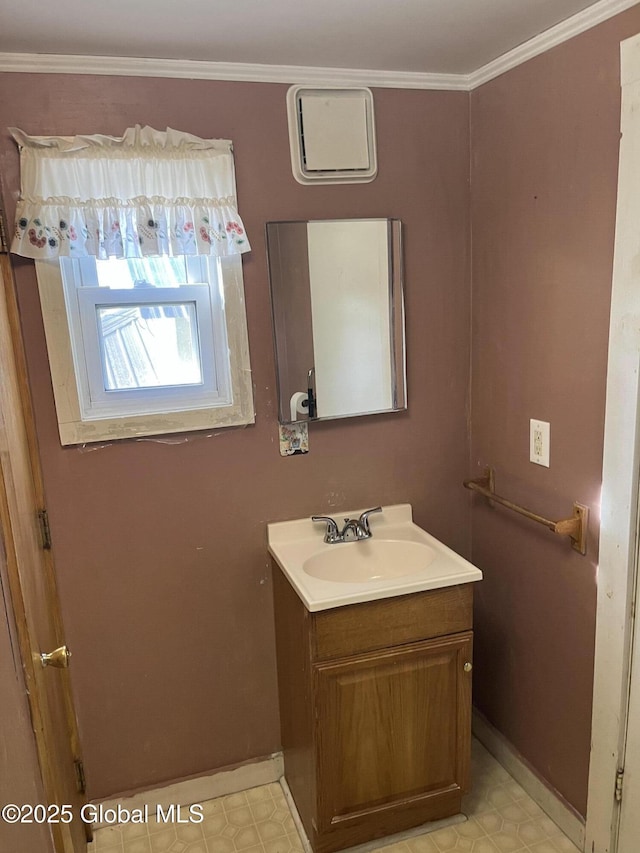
[267,504,482,611]
[303,539,437,583]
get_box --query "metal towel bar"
[463,467,588,555]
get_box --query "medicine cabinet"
[266,218,406,424]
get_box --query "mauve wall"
[470,6,640,816]
[0,78,471,799]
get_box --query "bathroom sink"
[303,539,437,583]
[267,504,482,611]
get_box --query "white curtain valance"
[10,125,250,260]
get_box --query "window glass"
[96,301,202,391]
[94,257,190,289]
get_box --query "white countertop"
[267,503,483,612]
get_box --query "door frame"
[585,31,640,853]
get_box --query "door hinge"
[615,768,624,802]
[0,207,8,254]
[74,759,86,794]
[37,509,52,550]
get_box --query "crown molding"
[0,52,469,91]
[0,0,637,92]
[468,0,640,88]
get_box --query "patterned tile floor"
[88,740,580,853]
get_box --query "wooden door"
[0,248,87,853]
[314,632,472,837]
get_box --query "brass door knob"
[463,662,473,673]
[41,645,71,669]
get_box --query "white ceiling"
[0,0,621,76]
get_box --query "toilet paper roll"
[290,391,309,422]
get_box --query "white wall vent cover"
[286,86,377,185]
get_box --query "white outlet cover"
[530,419,550,467]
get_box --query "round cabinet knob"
[463,662,473,673]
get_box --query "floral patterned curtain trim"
[13,202,248,259]
[10,126,251,260]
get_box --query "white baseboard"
[472,709,585,850]
[92,753,284,829]
[279,777,313,853]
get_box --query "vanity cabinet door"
[313,632,473,840]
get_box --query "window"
[10,125,254,445]
[63,255,231,418]
[36,253,254,445]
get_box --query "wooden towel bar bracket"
[463,467,589,556]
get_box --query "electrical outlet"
[530,419,550,467]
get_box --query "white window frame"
[62,255,231,418]
[76,285,223,416]
[35,255,254,445]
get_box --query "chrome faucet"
[312,507,382,544]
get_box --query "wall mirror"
[266,218,406,424]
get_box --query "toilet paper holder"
[289,369,317,422]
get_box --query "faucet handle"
[312,515,340,543]
[358,506,382,534]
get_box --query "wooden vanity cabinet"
[272,563,474,853]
